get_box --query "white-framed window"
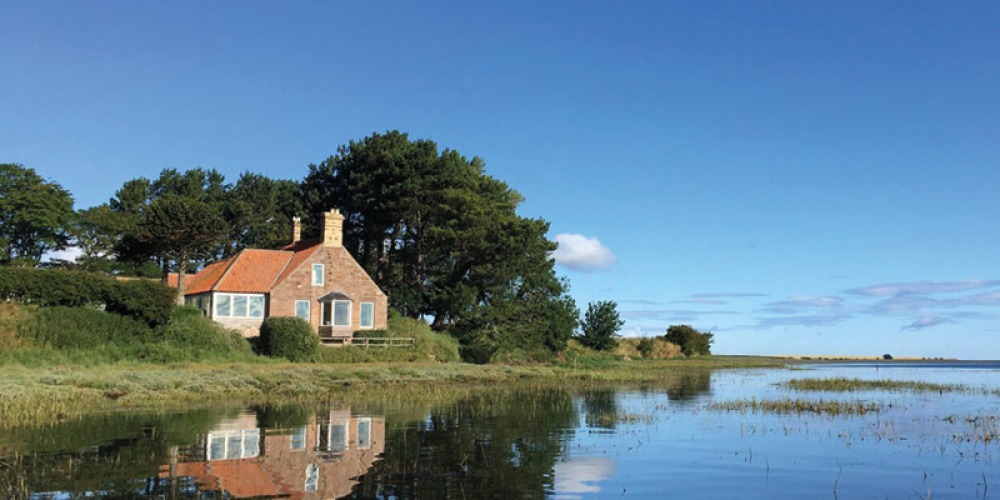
[357,418,372,449]
[206,428,261,461]
[360,302,375,329]
[295,300,310,322]
[321,300,351,327]
[305,463,319,491]
[317,419,349,453]
[312,263,324,286]
[214,293,265,319]
[291,426,307,450]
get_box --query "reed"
[0,357,779,429]
[710,397,883,416]
[782,377,975,394]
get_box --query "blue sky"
[2,1,998,358]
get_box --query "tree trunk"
[175,256,187,305]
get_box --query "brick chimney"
[322,209,344,247]
[291,216,301,244]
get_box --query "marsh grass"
[0,357,779,429]
[782,377,1000,396]
[711,398,883,416]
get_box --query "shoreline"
[0,356,780,429]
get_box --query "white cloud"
[44,246,83,263]
[552,456,615,499]
[552,234,615,271]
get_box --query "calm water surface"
[3,363,999,498]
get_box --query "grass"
[782,377,1000,396]
[710,397,884,416]
[0,356,781,429]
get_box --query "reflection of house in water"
[161,409,384,498]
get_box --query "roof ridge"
[267,251,297,290]
[212,250,244,292]
[272,240,321,288]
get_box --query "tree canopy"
[662,325,714,356]
[301,131,578,360]
[0,163,75,266]
[578,300,624,351]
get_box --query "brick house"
[180,209,388,341]
[160,409,385,498]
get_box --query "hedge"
[0,267,176,327]
[259,317,319,362]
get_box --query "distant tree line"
[0,131,579,361]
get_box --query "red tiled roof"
[214,249,294,293]
[273,239,321,287]
[181,241,323,296]
[184,259,235,295]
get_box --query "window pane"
[321,302,332,326]
[226,434,243,459]
[329,423,347,452]
[291,426,307,450]
[305,463,319,491]
[233,295,248,317]
[215,295,231,317]
[357,419,371,449]
[208,435,226,460]
[248,296,264,318]
[243,429,261,457]
[295,301,310,321]
[312,264,324,285]
[334,301,350,326]
[360,302,374,328]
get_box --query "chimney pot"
[322,209,344,247]
[291,216,302,244]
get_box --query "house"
[180,209,388,341]
[160,408,385,498]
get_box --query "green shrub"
[106,279,176,327]
[0,267,175,327]
[259,317,319,362]
[155,306,256,361]
[17,306,154,349]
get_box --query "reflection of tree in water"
[581,388,618,430]
[665,370,712,401]
[0,408,233,498]
[348,387,577,498]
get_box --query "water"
[3,363,1000,498]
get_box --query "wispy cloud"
[691,292,768,299]
[957,292,1000,306]
[845,280,1000,297]
[552,234,615,271]
[618,299,664,306]
[902,316,949,331]
[620,309,740,322]
[761,295,843,314]
[756,312,852,328]
[672,298,727,305]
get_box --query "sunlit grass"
[710,397,883,416]
[782,377,995,395]
[0,356,780,429]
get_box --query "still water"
[2,363,999,498]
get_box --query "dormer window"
[312,264,324,286]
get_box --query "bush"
[106,278,176,327]
[17,306,154,349]
[0,267,175,327]
[155,306,256,361]
[662,325,714,356]
[259,317,319,362]
[616,337,680,359]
